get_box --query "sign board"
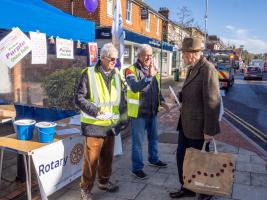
[0,28,32,68]
[32,135,84,199]
[30,32,47,64]
[56,38,74,59]
[141,8,149,19]
[88,42,98,66]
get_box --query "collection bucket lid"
[35,122,57,128]
[14,119,36,125]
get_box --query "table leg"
[0,149,4,185]
[23,155,31,200]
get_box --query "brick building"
[45,0,175,75]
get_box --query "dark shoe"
[169,188,196,198]
[198,194,213,200]
[148,160,168,168]
[131,170,148,179]
[98,181,119,193]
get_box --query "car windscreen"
[247,67,261,72]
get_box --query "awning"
[0,0,95,42]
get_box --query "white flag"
[112,0,124,68]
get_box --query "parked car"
[216,63,235,91]
[244,66,263,80]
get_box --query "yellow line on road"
[224,108,267,143]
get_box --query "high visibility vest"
[126,65,160,118]
[80,66,121,126]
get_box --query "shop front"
[96,27,175,76]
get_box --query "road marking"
[224,108,267,143]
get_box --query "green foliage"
[42,67,82,110]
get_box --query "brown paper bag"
[183,139,235,196]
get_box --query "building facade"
[158,7,189,77]
[45,0,175,75]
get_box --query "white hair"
[137,44,152,57]
[100,43,118,58]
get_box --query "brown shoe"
[98,181,119,193]
[198,194,213,200]
[169,188,196,198]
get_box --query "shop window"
[107,0,113,17]
[162,52,167,63]
[156,17,160,35]
[146,13,150,32]
[126,0,132,23]
[124,45,132,65]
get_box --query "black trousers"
[176,124,209,186]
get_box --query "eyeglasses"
[141,54,153,59]
[106,57,116,62]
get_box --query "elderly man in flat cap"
[169,37,221,200]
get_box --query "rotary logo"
[70,143,84,165]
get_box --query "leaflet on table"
[68,115,81,125]
[96,112,114,120]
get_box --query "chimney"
[158,7,169,19]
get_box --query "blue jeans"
[131,116,159,172]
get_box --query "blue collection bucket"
[35,122,57,143]
[14,119,36,140]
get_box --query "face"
[182,51,196,66]
[101,51,117,72]
[138,48,153,68]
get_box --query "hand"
[160,102,170,112]
[150,65,157,77]
[96,111,104,116]
[204,133,214,142]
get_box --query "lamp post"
[204,0,208,47]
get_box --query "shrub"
[42,67,82,110]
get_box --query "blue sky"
[145,0,267,54]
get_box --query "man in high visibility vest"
[75,43,125,200]
[125,44,169,179]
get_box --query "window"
[156,16,159,35]
[126,0,132,23]
[107,0,113,17]
[146,12,150,32]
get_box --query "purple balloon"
[84,0,98,13]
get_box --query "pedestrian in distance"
[124,44,169,180]
[75,43,126,200]
[169,37,221,200]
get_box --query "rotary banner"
[32,135,84,199]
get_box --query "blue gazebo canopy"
[0,0,95,42]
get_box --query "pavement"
[0,76,267,200]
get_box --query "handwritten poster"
[56,38,74,59]
[30,32,47,64]
[88,42,98,66]
[0,28,32,68]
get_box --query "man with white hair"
[125,44,169,179]
[75,43,125,200]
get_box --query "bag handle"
[201,138,218,154]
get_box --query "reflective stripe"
[88,67,100,106]
[127,99,139,105]
[81,112,120,120]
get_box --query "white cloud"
[225,25,235,31]
[222,25,267,53]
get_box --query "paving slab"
[251,173,267,188]
[234,171,251,185]
[233,183,267,200]
[236,162,267,174]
